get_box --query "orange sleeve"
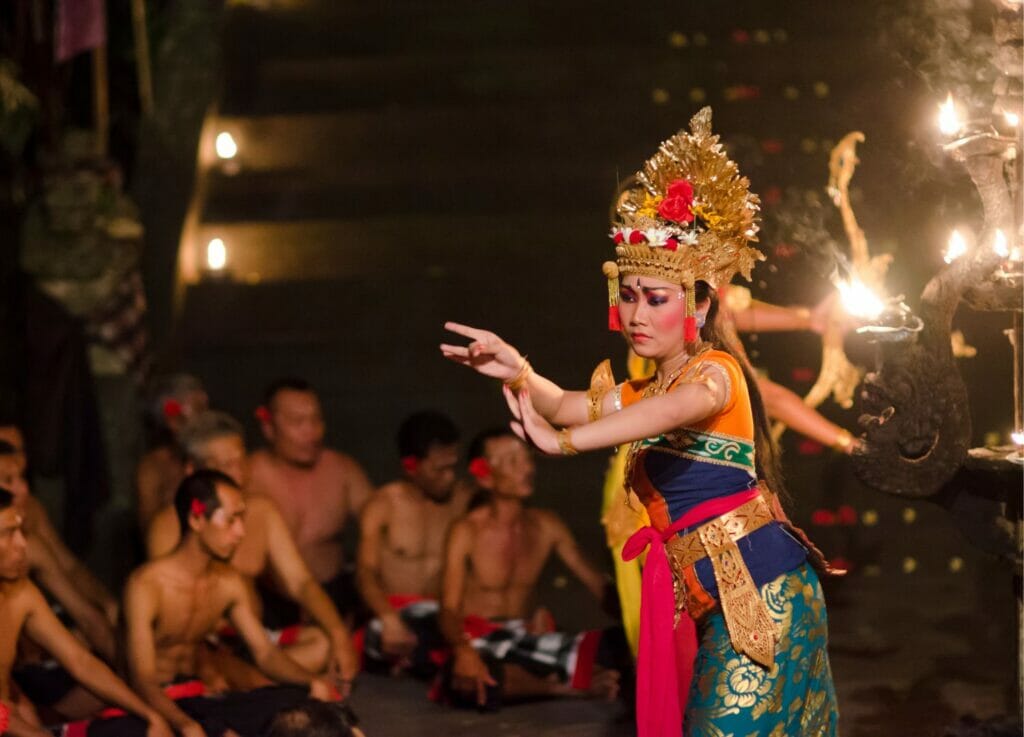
[619,378,650,408]
[700,352,745,415]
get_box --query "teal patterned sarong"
[684,563,838,737]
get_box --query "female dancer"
[441,108,838,736]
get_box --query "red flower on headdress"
[400,455,419,475]
[665,238,679,252]
[254,406,271,423]
[163,398,183,420]
[191,498,207,518]
[468,458,491,481]
[658,179,695,224]
[627,230,646,245]
[613,231,624,244]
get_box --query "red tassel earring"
[603,262,621,331]
[683,283,698,343]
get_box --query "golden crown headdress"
[603,107,763,342]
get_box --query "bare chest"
[153,578,231,645]
[469,521,549,589]
[385,499,457,560]
[264,469,348,543]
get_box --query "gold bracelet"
[557,428,579,456]
[505,357,532,392]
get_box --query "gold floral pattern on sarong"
[686,565,838,737]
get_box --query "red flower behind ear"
[163,398,183,420]
[191,499,207,518]
[468,458,492,481]
[400,455,419,475]
[254,406,271,423]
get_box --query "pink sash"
[621,487,760,737]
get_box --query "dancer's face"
[617,275,688,358]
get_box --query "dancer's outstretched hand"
[504,386,561,456]
[440,322,524,381]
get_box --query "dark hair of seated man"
[172,468,238,536]
[267,698,360,737]
[396,410,459,460]
[263,377,315,408]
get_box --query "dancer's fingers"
[444,321,487,341]
[440,351,471,366]
[510,421,527,443]
[503,385,522,421]
[439,343,470,357]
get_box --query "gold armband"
[586,359,616,423]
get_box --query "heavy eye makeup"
[619,285,674,306]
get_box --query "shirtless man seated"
[356,411,472,675]
[0,487,173,737]
[125,470,336,737]
[439,429,626,709]
[0,439,120,719]
[146,411,357,687]
[248,379,372,622]
[135,375,210,533]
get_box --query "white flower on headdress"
[643,227,676,246]
[678,230,700,246]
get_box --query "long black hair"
[694,280,787,498]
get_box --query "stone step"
[190,211,606,283]
[201,158,621,222]
[225,0,872,62]
[210,94,866,178]
[224,29,884,115]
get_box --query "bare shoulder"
[245,494,283,521]
[211,561,245,588]
[320,448,363,472]
[126,559,165,597]
[448,514,477,545]
[463,505,489,528]
[1,577,43,612]
[368,480,405,512]
[530,508,570,537]
[247,449,276,477]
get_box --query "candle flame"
[1012,431,1024,447]
[944,230,968,263]
[207,238,227,270]
[938,94,961,136]
[837,276,885,320]
[992,230,1009,258]
[215,132,238,160]
[1005,111,1020,128]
